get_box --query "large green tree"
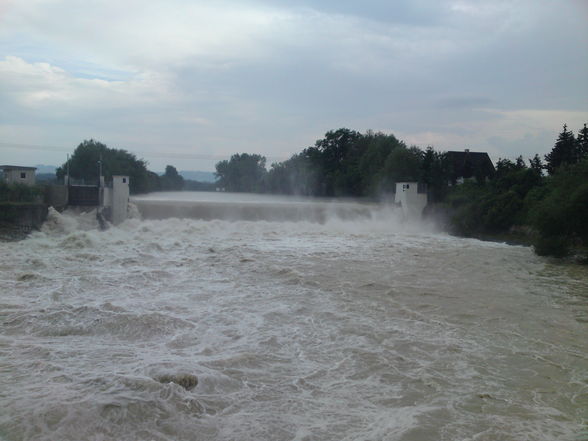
[577,123,588,160]
[265,153,318,196]
[215,153,267,192]
[160,165,184,191]
[380,146,423,190]
[263,129,445,198]
[530,158,588,256]
[421,147,449,201]
[544,124,577,175]
[311,128,363,196]
[56,139,159,194]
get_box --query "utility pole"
[98,153,102,187]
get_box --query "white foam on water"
[1,193,587,441]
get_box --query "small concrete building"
[0,165,37,185]
[101,175,130,225]
[110,175,130,225]
[395,182,428,219]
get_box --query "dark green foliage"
[494,157,525,179]
[446,162,541,236]
[421,147,450,201]
[529,159,588,256]
[528,154,543,173]
[0,181,43,203]
[215,153,267,193]
[482,190,524,231]
[56,139,159,194]
[445,181,491,235]
[145,171,163,193]
[160,165,184,191]
[533,236,571,257]
[380,146,423,191]
[313,128,364,196]
[544,124,578,175]
[577,123,588,159]
[263,129,419,198]
[494,167,542,197]
[0,182,44,225]
[183,180,216,191]
[357,131,404,195]
[265,153,318,195]
[446,126,588,259]
[445,181,523,235]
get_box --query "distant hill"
[36,173,58,183]
[35,164,57,174]
[30,165,217,184]
[178,170,216,182]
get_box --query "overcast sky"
[1,0,587,171]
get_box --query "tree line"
[53,123,587,258]
[216,124,588,199]
[55,140,212,193]
[215,129,452,200]
[215,124,588,258]
[446,123,588,257]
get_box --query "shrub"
[0,181,43,202]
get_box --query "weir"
[44,175,131,226]
[132,192,378,223]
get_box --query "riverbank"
[424,202,588,264]
[455,227,588,264]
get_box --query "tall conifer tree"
[577,123,588,160]
[544,124,577,174]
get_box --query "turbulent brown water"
[1,192,587,441]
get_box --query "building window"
[20,172,26,179]
[122,178,127,183]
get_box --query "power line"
[0,141,71,153]
[0,141,288,162]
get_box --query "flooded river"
[1,192,587,440]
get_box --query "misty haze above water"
[1,192,587,441]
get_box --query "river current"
[1,192,587,441]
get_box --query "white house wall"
[3,169,36,186]
[111,176,129,225]
[395,182,428,219]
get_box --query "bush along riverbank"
[444,151,588,262]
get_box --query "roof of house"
[446,150,494,179]
[0,165,37,171]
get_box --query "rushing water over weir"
[1,192,587,441]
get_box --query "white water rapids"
[1,192,587,441]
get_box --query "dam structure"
[131,191,382,223]
[46,174,131,226]
[98,175,130,225]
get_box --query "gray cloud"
[276,0,449,25]
[0,0,586,171]
[436,97,494,109]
